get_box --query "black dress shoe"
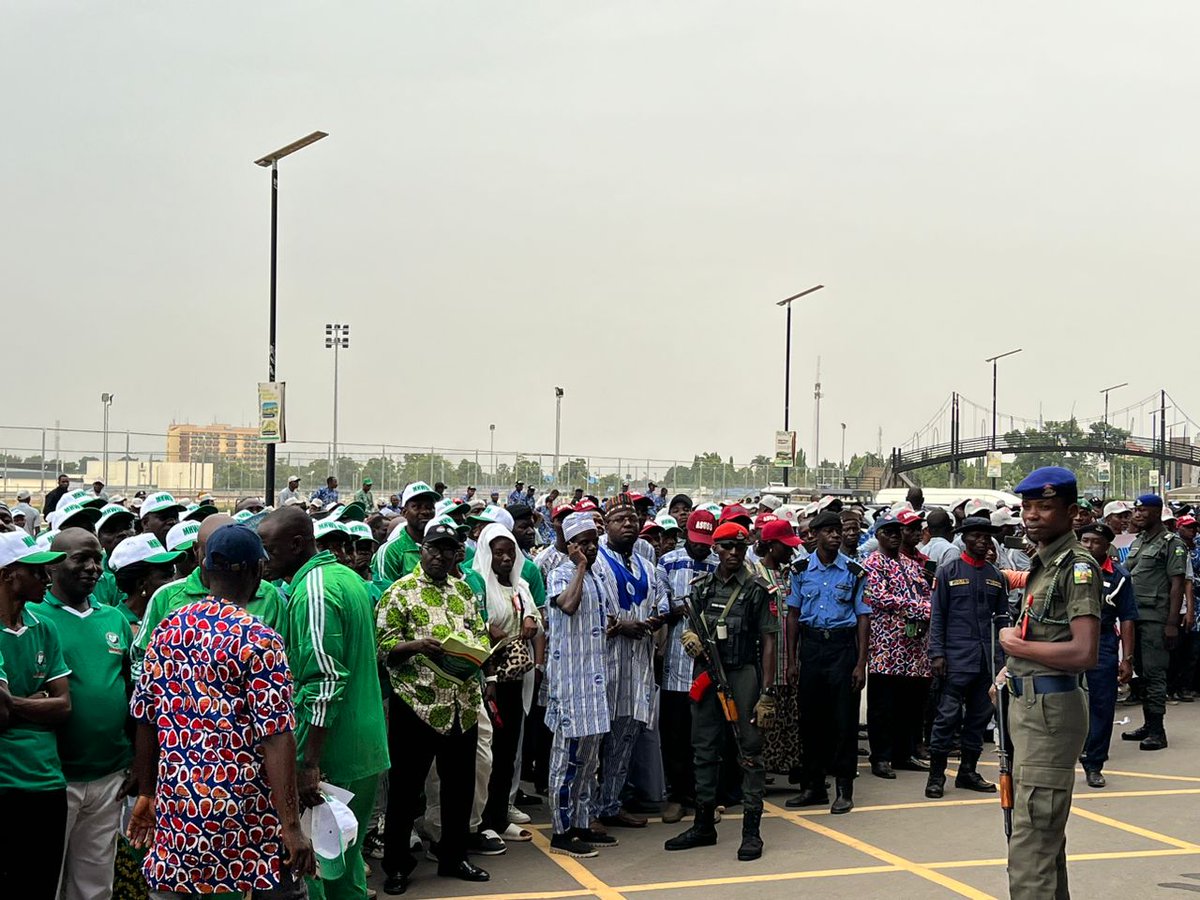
[1084,769,1106,788]
[437,860,490,882]
[382,874,410,895]
[893,757,930,772]
[785,786,829,808]
[870,761,896,779]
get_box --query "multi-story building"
[166,423,265,464]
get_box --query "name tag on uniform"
[986,579,1003,589]
[949,578,970,587]
[1073,563,1093,584]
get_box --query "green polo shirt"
[287,551,389,783]
[1127,525,1188,622]
[93,557,127,610]
[29,592,133,782]
[372,526,422,586]
[132,569,289,676]
[0,607,71,791]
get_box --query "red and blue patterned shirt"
[131,598,295,894]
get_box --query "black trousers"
[481,680,526,833]
[0,787,67,899]
[521,696,552,794]
[384,696,478,876]
[660,689,695,805]
[867,673,931,764]
[798,627,860,785]
[929,670,994,756]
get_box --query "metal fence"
[0,424,855,505]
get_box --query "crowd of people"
[0,467,1193,899]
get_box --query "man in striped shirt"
[259,506,389,900]
[654,509,718,823]
[544,513,615,859]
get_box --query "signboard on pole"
[257,382,286,443]
[1149,469,1160,487]
[1097,461,1111,483]
[774,430,796,468]
[986,450,1003,479]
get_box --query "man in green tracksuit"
[372,481,439,585]
[260,506,389,900]
[130,514,289,676]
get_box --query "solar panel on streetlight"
[254,131,329,167]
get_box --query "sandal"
[501,823,533,842]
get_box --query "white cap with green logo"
[0,531,65,568]
[109,534,182,570]
[166,520,202,553]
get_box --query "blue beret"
[1134,494,1163,508]
[1014,466,1077,500]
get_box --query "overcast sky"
[5,2,1197,465]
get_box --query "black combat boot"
[1121,720,1151,741]
[1140,713,1168,751]
[664,803,717,851]
[737,809,763,861]
[925,753,947,799]
[830,777,854,814]
[955,750,997,792]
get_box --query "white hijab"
[471,523,534,636]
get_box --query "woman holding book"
[376,518,495,894]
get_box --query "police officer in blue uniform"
[1076,522,1138,787]
[783,511,870,814]
[925,516,1009,799]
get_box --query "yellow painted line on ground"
[527,826,627,900]
[1070,805,1200,851]
[782,786,1200,817]
[926,847,1200,870]
[425,891,593,900]
[613,863,901,892]
[764,801,996,899]
[974,759,1200,783]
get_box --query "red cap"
[628,491,653,507]
[639,520,664,536]
[574,498,598,513]
[760,518,801,547]
[896,509,923,526]
[552,502,576,520]
[1177,514,1197,528]
[719,504,753,526]
[754,512,779,529]
[686,509,717,545]
[712,522,750,543]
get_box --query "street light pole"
[554,387,564,485]
[840,422,846,488]
[324,324,350,484]
[254,130,328,502]
[489,424,496,485]
[776,284,824,487]
[984,348,1022,489]
[100,393,114,485]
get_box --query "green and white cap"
[57,488,106,512]
[96,503,136,533]
[140,491,185,520]
[435,497,470,519]
[0,531,65,568]
[49,502,104,531]
[698,502,723,518]
[166,520,202,553]
[466,504,513,530]
[401,481,439,507]
[314,519,350,541]
[655,514,681,532]
[109,534,182,570]
[326,501,366,523]
[343,521,376,544]
[183,502,219,522]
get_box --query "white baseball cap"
[466,505,513,530]
[1103,500,1131,518]
[964,499,992,518]
[0,531,64,568]
[288,474,301,484]
[314,519,349,541]
[109,534,182,570]
[344,521,376,544]
[57,489,99,513]
[166,520,202,553]
[96,503,137,533]
[16,490,31,501]
[991,508,1021,528]
[140,491,185,520]
[49,502,103,531]
[401,481,439,507]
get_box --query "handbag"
[493,636,534,681]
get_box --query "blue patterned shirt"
[656,547,718,692]
[545,561,610,737]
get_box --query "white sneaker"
[508,804,532,824]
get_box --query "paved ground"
[370,701,1200,899]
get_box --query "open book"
[421,635,491,686]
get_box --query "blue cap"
[1135,494,1164,508]
[873,512,903,531]
[204,523,268,571]
[1014,466,1078,500]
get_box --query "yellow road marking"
[527,826,626,900]
[1070,806,1200,851]
[927,847,1200,869]
[974,759,1200,783]
[426,892,593,900]
[783,786,1200,816]
[764,801,996,899]
[612,864,900,892]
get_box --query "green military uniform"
[130,570,289,677]
[688,564,778,817]
[287,550,389,900]
[1125,523,1186,721]
[1007,529,1101,900]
